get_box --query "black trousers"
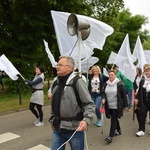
[136,105,150,132]
[29,102,43,122]
[109,109,121,137]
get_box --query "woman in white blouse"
[88,65,108,127]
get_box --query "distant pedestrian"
[134,67,142,96]
[102,70,128,143]
[0,70,5,90]
[114,65,134,111]
[134,64,150,136]
[24,66,45,127]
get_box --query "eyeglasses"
[56,64,70,67]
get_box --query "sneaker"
[94,121,102,127]
[34,117,40,125]
[136,131,145,137]
[115,130,122,136]
[35,121,44,127]
[105,136,112,143]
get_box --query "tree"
[0,0,95,92]
[143,38,150,50]
[96,8,149,67]
[0,0,149,92]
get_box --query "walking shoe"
[105,136,112,143]
[136,131,145,137]
[94,121,102,127]
[115,130,122,136]
[34,117,40,125]
[35,122,44,127]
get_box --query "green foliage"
[0,0,150,92]
[0,83,50,113]
[101,8,149,64]
[143,39,150,50]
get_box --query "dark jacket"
[133,75,138,92]
[137,78,150,107]
[102,81,128,118]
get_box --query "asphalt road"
[0,105,150,150]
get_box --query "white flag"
[115,34,136,82]
[144,50,150,63]
[51,10,114,60]
[0,54,20,80]
[133,36,147,72]
[75,56,99,73]
[43,40,57,68]
[107,51,118,64]
[0,59,6,71]
[103,67,109,77]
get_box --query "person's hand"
[102,99,106,104]
[134,90,138,97]
[77,120,87,131]
[48,92,52,99]
[134,99,138,106]
[51,124,55,131]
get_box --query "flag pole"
[111,64,114,70]
[19,74,25,80]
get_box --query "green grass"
[0,86,51,114]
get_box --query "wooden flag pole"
[19,74,25,80]
[111,64,115,70]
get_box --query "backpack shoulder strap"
[52,75,82,109]
[72,75,82,109]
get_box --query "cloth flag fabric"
[133,36,147,72]
[0,59,6,71]
[107,51,118,64]
[115,34,136,82]
[144,50,150,63]
[103,67,109,77]
[51,10,114,60]
[43,40,57,68]
[0,54,20,80]
[75,56,99,73]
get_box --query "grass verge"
[0,86,50,115]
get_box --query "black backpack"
[52,75,82,109]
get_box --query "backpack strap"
[52,75,83,121]
[66,75,82,110]
[51,75,82,109]
[72,75,82,109]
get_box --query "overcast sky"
[124,0,150,31]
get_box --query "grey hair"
[59,56,75,70]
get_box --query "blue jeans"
[91,93,102,120]
[51,129,84,150]
[126,89,133,108]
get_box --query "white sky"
[124,0,150,31]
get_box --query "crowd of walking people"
[21,55,150,149]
